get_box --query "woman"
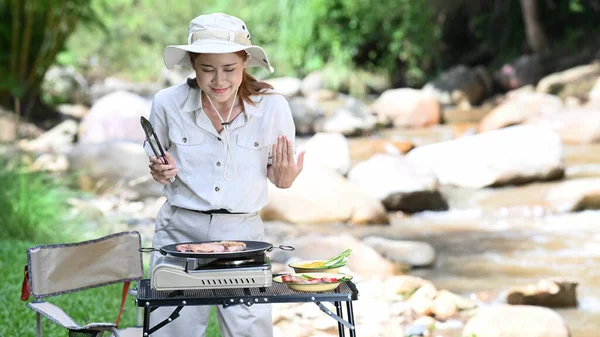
[144,13,304,337]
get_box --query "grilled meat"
[176,241,247,253]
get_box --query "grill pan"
[140,240,294,259]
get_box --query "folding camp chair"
[21,231,144,337]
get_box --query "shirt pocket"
[168,128,205,172]
[235,133,270,171]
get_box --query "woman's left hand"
[268,135,305,188]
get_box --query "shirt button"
[183,137,187,143]
[217,137,222,141]
[254,142,259,147]
[215,187,220,192]
[216,162,221,167]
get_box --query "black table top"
[135,279,359,307]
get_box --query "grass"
[0,155,221,336]
[0,156,79,244]
[1,239,222,337]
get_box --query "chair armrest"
[27,301,117,332]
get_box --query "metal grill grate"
[137,279,357,305]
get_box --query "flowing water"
[345,140,600,337]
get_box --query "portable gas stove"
[151,253,272,291]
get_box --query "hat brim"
[164,41,274,73]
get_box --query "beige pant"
[149,202,273,337]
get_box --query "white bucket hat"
[163,13,274,73]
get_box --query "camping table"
[135,279,359,337]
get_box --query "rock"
[299,132,351,175]
[442,103,495,124]
[42,65,90,105]
[383,275,433,299]
[432,290,477,320]
[589,77,600,102]
[0,108,43,142]
[301,71,326,96]
[260,165,389,225]
[264,77,302,97]
[321,107,376,136]
[371,88,441,128]
[494,55,544,91]
[0,112,16,142]
[320,95,377,136]
[284,234,397,277]
[161,67,195,87]
[408,282,438,316]
[348,154,448,213]
[79,90,151,144]
[478,92,563,132]
[422,65,492,106]
[462,305,570,337]
[528,105,600,144]
[348,138,414,164]
[507,279,578,308]
[406,125,564,188]
[536,62,600,96]
[362,236,436,268]
[287,96,326,135]
[89,77,162,103]
[19,120,78,154]
[545,178,600,212]
[57,104,89,119]
[67,141,164,198]
[30,153,69,172]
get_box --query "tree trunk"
[519,0,549,54]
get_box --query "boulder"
[299,132,351,175]
[422,65,493,106]
[478,92,563,132]
[348,154,448,213]
[507,279,578,308]
[536,62,600,96]
[260,165,389,225]
[545,178,600,212]
[405,125,564,188]
[264,77,302,97]
[362,236,436,268]
[19,120,78,154]
[283,234,397,277]
[528,105,600,144]
[348,138,414,164]
[463,305,570,337]
[78,90,151,144]
[67,141,163,198]
[371,88,441,128]
[494,55,544,91]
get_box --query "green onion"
[323,249,352,268]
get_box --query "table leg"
[346,301,356,337]
[143,307,150,336]
[335,301,345,337]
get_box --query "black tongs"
[140,116,169,165]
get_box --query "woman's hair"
[187,51,273,106]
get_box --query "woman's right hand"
[149,152,178,185]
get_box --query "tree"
[0,0,98,125]
[519,0,549,54]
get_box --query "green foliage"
[0,156,80,243]
[0,0,99,112]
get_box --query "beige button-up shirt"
[144,82,295,213]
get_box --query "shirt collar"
[182,87,263,117]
